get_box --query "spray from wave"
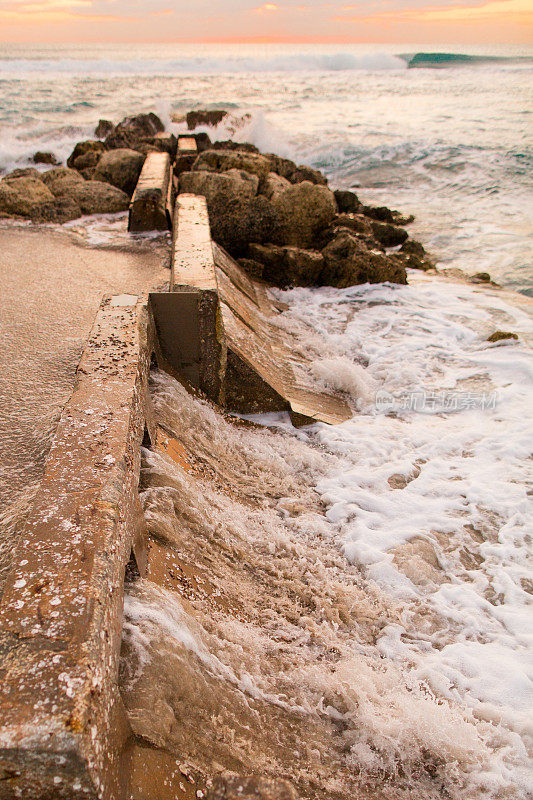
[0,52,405,77]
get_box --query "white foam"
[275,278,533,793]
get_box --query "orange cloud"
[336,0,533,24]
[253,3,279,13]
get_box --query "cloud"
[253,2,280,12]
[334,0,533,22]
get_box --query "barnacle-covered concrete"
[0,295,157,799]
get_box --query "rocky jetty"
[0,109,437,289]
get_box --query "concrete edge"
[0,294,158,799]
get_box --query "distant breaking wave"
[400,51,533,68]
[1,51,531,77]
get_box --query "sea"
[0,42,532,293]
[1,43,532,799]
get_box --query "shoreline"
[0,115,531,799]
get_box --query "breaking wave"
[400,52,533,69]
[0,52,405,77]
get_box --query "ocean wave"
[0,52,405,77]
[400,51,533,69]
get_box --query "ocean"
[1,42,532,798]
[1,42,532,292]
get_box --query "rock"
[134,143,160,156]
[95,119,114,138]
[263,153,326,185]
[192,132,212,152]
[69,181,129,214]
[186,109,228,129]
[49,196,82,222]
[41,167,85,196]
[32,151,59,165]
[261,171,291,200]
[213,140,259,153]
[271,181,337,248]
[400,239,427,258]
[472,272,491,283]
[321,230,407,287]
[210,195,279,257]
[265,153,300,180]
[3,167,41,180]
[0,176,55,220]
[396,238,434,271]
[334,213,374,236]
[247,243,324,287]
[369,219,408,247]
[179,168,259,203]
[144,132,177,157]
[40,167,127,215]
[334,189,360,214]
[66,140,106,169]
[392,252,432,272]
[92,148,145,196]
[362,204,414,225]
[70,149,103,173]
[179,169,275,256]
[289,164,327,185]
[208,775,297,800]
[104,112,164,150]
[192,149,272,181]
[486,331,518,343]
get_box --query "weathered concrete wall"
[0,295,156,799]
[128,151,171,232]
[154,193,351,425]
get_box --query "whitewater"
[0,42,531,797]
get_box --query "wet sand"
[0,221,169,588]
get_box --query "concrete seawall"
[0,176,350,796]
[0,295,157,799]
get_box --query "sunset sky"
[0,0,531,43]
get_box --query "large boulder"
[211,195,279,257]
[0,176,55,220]
[68,181,129,215]
[179,168,259,203]
[104,112,164,150]
[41,167,128,214]
[321,230,407,288]
[66,140,105,169]
[192,149,272,182]
[247,243,324,287]
[92,148,145,196]
[179,169,275,256]
[271,181,337,249]
[41,167,85,197]
[261,172,291,200]
[186,109,228,129]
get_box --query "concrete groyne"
[0,137,352,796]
